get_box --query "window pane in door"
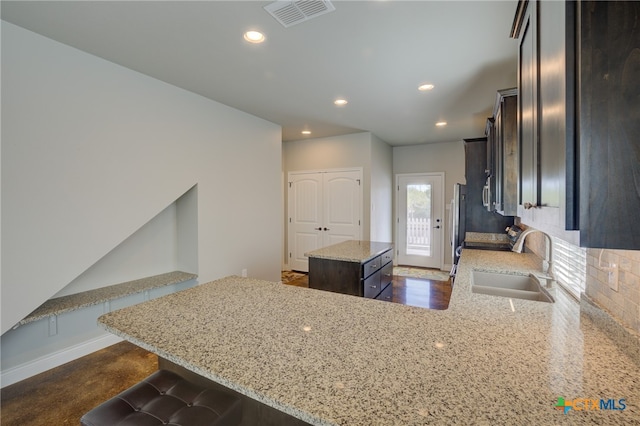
[406,184,431,256]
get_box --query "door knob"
[434,225,441,229]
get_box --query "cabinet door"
[493,104,504,212]
[501,92,519,216]
[513,0,578,235]
[539,0,569,210]
[518,2,539,209]
[579,1,640,249]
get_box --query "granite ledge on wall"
[19,271,197,326]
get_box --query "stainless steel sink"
[471,271,554,303]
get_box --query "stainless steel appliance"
[449,183,466,277]
[482,176,492,211]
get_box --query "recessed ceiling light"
[301,130,311,135]
[435,121,447,127]
[334,99,348,106]
[419,84,435,91]
[243,30,265,43]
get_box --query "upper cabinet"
[511,0,578,244]
[486,88,518,216]
[578,1,640,249]
[511,0,640,249]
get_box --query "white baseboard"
[1,333,122,388]
[442,263,452,272]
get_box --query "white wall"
[393,141,465,268]
[1,22,282,334]
[282,132,395,261]
[282,133,373,251]
[53,202,178,298]
[370,134,393,242]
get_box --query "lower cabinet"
[309,249,393,299]
[363,258,393,299]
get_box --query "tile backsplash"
[522,228,640,334]
[585,248,640,333]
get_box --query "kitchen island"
[306,240,393,299]
[98,249,639,425]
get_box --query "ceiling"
[1,1,519,146]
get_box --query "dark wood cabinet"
[309,249,393,299]
[515,1,539,211]
[511,0,579,238]
[486,88,518,216]
[463,138,514,233]
[511,0,639,248]
[578,0,640,249]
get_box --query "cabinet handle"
[370,264,377,268]
[370,285,377,289]
[314,227,322,230]
[323,227,330,231]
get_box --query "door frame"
[394,172,445,270]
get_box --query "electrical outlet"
[241,268,247,277]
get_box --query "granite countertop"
[464,232,511,250]
[20,271,197,325]
[305,240,393,263]
[98,251,640,425]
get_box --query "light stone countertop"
[305,240,393,263]
[98,251,640,425]
[465,231,510,243]
[21,271,197,325]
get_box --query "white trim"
[1,333,122,388]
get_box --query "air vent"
[264,1,335,28]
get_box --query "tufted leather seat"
[80,369,242,426]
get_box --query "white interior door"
[288,173,323,272]
[396,173,444,269]
[288,170,362,272]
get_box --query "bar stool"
[80,369,242,426]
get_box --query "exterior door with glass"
[396,173,444,269]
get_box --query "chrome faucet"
[511,228,555,285]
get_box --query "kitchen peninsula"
[98,249,639,425]
[306,240,393,300]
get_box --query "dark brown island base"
[306,240,394,300]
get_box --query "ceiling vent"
[264,1,336,28]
